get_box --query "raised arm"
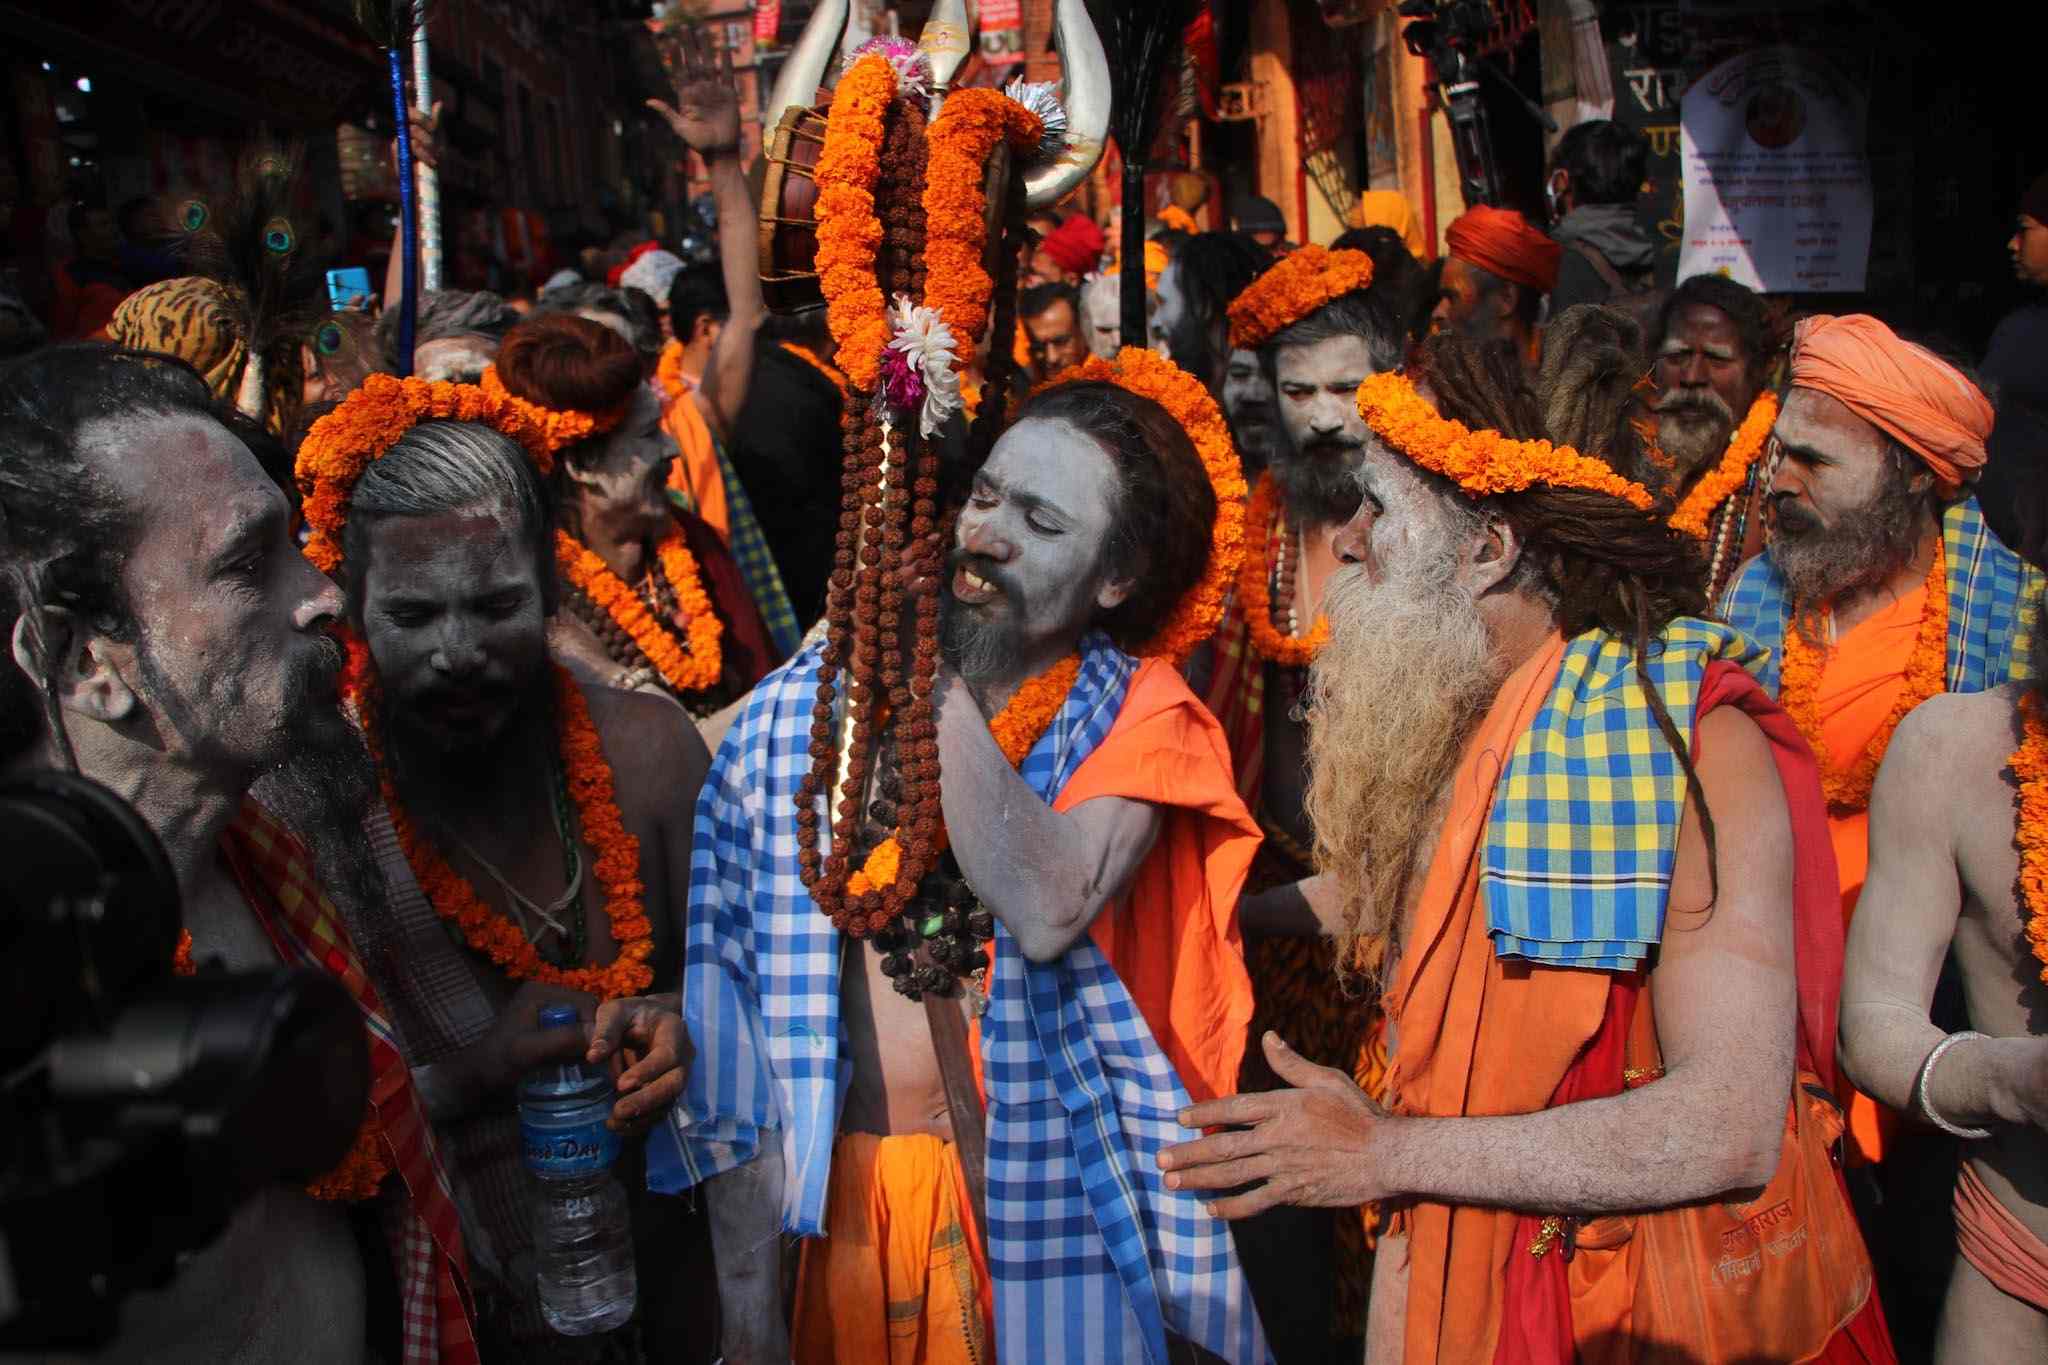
[1162,705,1796,1216]
[1841,698,2048,1130]
[935,668,1162,962]
[646,29,765,442]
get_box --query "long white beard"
[1304,541,1506,986]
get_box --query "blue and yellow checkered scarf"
[1482,617,1768,971]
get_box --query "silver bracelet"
[1915,1030,1995,1140]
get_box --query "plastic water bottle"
[518,1003,638,1335]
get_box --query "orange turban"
[1444,205,1561,294]
[1789,314,1993,496]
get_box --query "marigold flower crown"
[295,373,554,575]
[1032,347,1247,662]
[1354,370,1657,512]
[1227,246,1377,352]
[480,365,628,457]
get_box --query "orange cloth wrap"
[968,659,1262,1105]
[1059,658,1262,1104]
[1954,1159,2048,1312]
[1815,580,1933,1164]
[659,375,730,543]
[792,1132,991,1365]
[1444,205,1563,293]
[1383,633,1594,1365]
[1790,314,1994,496]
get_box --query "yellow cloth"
[792,1132,990,1365]
[1358,189,1428,259]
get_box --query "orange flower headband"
[1354,370,1656,512]
[1227,246,1376,352]
[1034,347,1247,662]
[480,365,628,458]
[297,374,553,574]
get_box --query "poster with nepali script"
[979,0,1025,66]
[1678,45,1871,292]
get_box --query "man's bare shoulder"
[1887,684,2026,780]
[579,681,713,813]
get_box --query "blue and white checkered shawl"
[1721,495,2041,694]
[1479,619,1767,973]
[650,632,1269,1365]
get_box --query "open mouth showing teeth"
[952,565,1001,605]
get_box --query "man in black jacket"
[1546,120,1657,317]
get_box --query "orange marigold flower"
[1780,538,1947,815]
[814,53,896,391]
[1227,246,1376,352]
[1668,391,1779,538]
[2011,691,2048,987]
[1240,472,1330,667]
[295,373,551,575]
[480,365,626,458]
[922,88,1044,381]
[1355,370,1656,512]
[556,530,724,696]
[1035,348,1248,662]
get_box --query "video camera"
[1399,0,1557,209]
[0,772,367,1350]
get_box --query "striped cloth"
[224,801,477,1365]
[1721,495,2041,694]
[654,634,1268,1365]
[1480,619,1768,972]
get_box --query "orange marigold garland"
[814,52,896,390]
[480,365,626,458]
[1035,348,1247,662]
[847,652,1083,897]
[297,374,552,574]
[1228,245,1377,352]
[922,87,1044,382]
[174,927,391,1201]
[780,340,850,399]
[347,639,656,1000]
[1240,473,1330,666]
[1668,391,1780,538]
[2005,691,2048,986]
[1356,370,1657,511]
[556,530,724,695]
[1779,538,1948,814]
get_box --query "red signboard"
[755,0,781,45]
[978,0,1024,67]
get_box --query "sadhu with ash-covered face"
[294,374,704,1358]
[1164,333,1896,1364]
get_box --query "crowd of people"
[3,31,2047,1365]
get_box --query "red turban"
[1040,215,1107,276]
[1789,313,1993,496]
[1444,205,1562,294]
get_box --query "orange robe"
[660,370,730,544]
[1813,580,1929,1164]
[1389,639,1889,1363]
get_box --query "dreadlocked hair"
[1536,303,1656,490]
[1409,333,1720,908]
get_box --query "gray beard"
[1303,533,1506,988]
[1272,441,1366,527]
[1656,399,1737,491]
[939,591,1026,692]
[250,711,387,953]
[1773,478,1924,626]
